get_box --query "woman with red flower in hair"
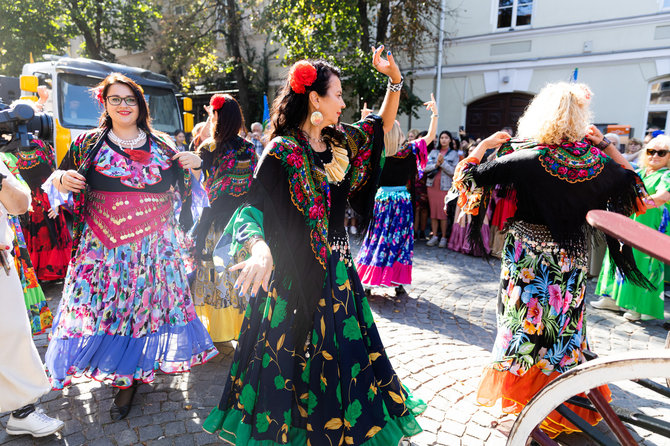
[191,93,257,342]
[204,47,425,445]
[41,73,217,420]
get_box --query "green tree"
[61,0,160,61]
[265,0,445,117]
[155,0,275,123]
[0,1,74,75]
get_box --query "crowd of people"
[0,45,668,446]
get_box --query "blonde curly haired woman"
[449,82,649,438]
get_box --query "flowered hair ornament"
[94,86,104,104]
[289,61,317,94]
[210,94,226,110]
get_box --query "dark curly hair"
[94,73,153,134]
[270,60,343,144]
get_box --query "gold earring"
[310,111,323,126]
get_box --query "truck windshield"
[58,73,181,133]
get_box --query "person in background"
[603,132,621,153]
[411,129,430,240]
[425,130,459,247]
[593,134,670,321]
[0,158,64,438]
[623,138,643,165]
[356,96,437,297]
[191,94,257,342]
[174,130,187,150]
[248,121,266,157]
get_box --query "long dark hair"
[270,60,342,143]
[94,73,153,133]
[437,130,457,152]
[200,94,245,172]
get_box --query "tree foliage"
[265,0,443,117]
[0,0,73,75]
[0,0,159,73]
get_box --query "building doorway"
[465,93,533,139]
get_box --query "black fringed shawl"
[449,138,652,289]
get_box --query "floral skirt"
[476,222,610,438]
[9,216,52,335]
[45,220,217,389]
[193,225,247,342]
[355,187,413,287]
[203,240,425,445]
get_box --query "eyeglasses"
[106,96,138,106]
[646,149,669,157]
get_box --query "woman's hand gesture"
[58,170,86,193]
[482,131,511,151]
[585,125,605,146]
[172,151,202,171]
[424,93,437,115]
[372,45,401,83]
[360,102,373,120]
[229,240,274,296]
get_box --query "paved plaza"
[1,242,669,446]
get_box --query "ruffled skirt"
[45,219,217,389]
[204,243,425,444]
[355,187,413,287]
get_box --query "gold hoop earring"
[310,111,323,126]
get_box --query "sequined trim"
[507,221,588,264]
[85,190,172,248]
[329,232,352,267]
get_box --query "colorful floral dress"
[43,130,217,389]
[449,139,648,438]
[192,137,257,342]
[203,117,425,445]
[355,139,427,287]
[0,152,53,335]
[15,140,72,280]
[596,167,670,319]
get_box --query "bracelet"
[431,114,439,118]
[387,75,404,92]
[0,172,5,192]
[244,235,264,252]
[191,164,203,171]
[59,172,65,185]
[595,137,612,151]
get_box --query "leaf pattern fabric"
[203,250,425,444]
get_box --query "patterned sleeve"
[342,116,381,194]
[448,156,487,216]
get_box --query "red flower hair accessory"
[210,94,226,110]
[94,86,104,104]
[289,61,317,94]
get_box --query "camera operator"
[0,158,64,438]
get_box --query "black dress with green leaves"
[203,117,425,445]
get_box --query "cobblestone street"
[1,241,668,446]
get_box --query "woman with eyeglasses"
[593,134,670,321]
[42,73,217,420]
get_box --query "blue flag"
[571,68,578,82]
[262,95,270,128]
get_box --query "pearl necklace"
[108,129,147,149]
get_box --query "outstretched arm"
[372,45,402,134]
[420,93,438,146]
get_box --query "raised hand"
[360,102,373,120]
[424,93,437,115]
[371,45,401,83]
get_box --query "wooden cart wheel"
[507,350,670,445]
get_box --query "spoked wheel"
[507,350,670,446]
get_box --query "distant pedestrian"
[248,121,266,156]
[425,130,459,247]
[355,95,437,296]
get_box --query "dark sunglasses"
[646,149,669,157]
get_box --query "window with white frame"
[646,78,670,135]
[496,0,533,29]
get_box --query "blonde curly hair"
[639,135,670,170]
[517,82,593,145]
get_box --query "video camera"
[0,100,52,152]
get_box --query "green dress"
[595,167,670,319]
